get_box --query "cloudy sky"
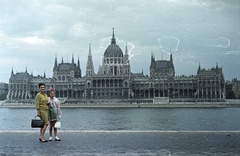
[0,0,239,83]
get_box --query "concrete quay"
[1,99,240,108]
[1,103,240,108]
[0,131,240,155]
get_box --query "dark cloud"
[0,0,239,82]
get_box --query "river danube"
[0,107,240,131]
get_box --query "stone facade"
[226,79,240,99]
[231,79,240,98]
[0,82,8,100]
[6,29,226,104]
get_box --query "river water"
[1,107,240,155]
[1,107,240,131]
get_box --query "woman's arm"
[35,94,40,116]
[56,98,62,118]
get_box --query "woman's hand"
[37,110,40,117]
[47,99,50,106]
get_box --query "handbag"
[54,121,61,129]
[31,115,44,128]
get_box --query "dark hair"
[38,83,45,88]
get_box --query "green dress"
[35,92,49,125]
[48,97,61,121]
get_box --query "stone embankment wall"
[1,100,240,108]
[226,99,240,104]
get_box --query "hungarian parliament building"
[6,29,226,104]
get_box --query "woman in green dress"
[35,83,49,142]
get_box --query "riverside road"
[0,131,240,155]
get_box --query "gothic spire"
[86,43,94,77]
[78,56,80,68]
[89,43,92,56]
[151,51,155,66]
[78,56,81,77]
[111,28,116,44]
[125,42,128,55]
[170,53,173,66]
[54,54,57,67]
[197,63,201,74]
[11,67,14,76]
[72,54,74,64]
[125,42,129,63]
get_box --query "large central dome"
[104,28,123,57]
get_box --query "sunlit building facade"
[6,29,226,104]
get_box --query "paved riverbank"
[1,103,240,108]
[0,131,240,155]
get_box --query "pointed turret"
[72,54,74,64]
[78,56,81,78]
[125,42,128,55]
[25,67,28,73]
[170,53,174,67]
[124,42,129,63]
[197,63,201,74]
[150,51,155,66]
[11,68,14,76]
[54,55,57,67]
[61,57,64,63]
[89,43,92,56]
[78,56,80,68]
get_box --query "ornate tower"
[86,43,94,77]
[53,54,81,79]
[150,53,175,79]
[123,42,131,76]
[98,28,127,77]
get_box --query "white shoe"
[55,136,61,141]
[49,137,52,141]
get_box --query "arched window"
[87,82,91,88]
[125,82,128,87]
